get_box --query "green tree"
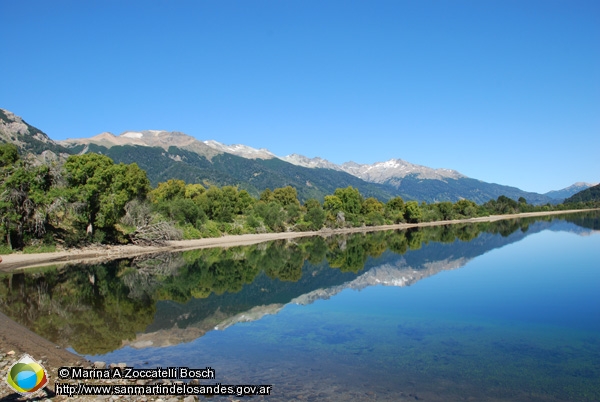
[362,197,384,215]
[253,201,285,231]
[259,188,274,203]
[64,154,150,233]
[0,143,19,167]
[334,186,363,215]
[404,201,422,223]
[150,179,187,203]
[385,196,405,223]
[272,186,300,207]
[436,202,455,220]
[0,164,54,248]
[453,199,478,218]
[184,183,206,200]
[304,198,325,230]
[323,195,343,213]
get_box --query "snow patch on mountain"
[281,154,343,171]
[203,140,277,159]
[340,158,465,183]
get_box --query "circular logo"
[5,354,48,396]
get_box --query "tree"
[184,183,205,200]
[386,196,405,212]
[259,188,274,203]
[436,202,455,220]
[453,199,478,218]
[362,197,384,215]
[323,195,343,213]
[64,154,150,233]
[252,201,285,231]
[404,201,422,223]
[0,143,19,167]
[334,186,363,215]
[385,196,405,223]
[272,186,300,207]
[492,195,518,214]
[304,198,325,230]
[0,164,54,248]
[150,179,187,203]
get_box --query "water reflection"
[0,212,596,356]
[2,212,599,401]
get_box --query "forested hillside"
[564,184,600,203]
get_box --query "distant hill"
[1,107,558,205]
[564,183,600,203]
[65,143,397,202]
[545,182,597,201]
[60,130,557,204]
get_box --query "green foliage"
[198,186,250,223]
[453,199,478,218]
[362,197,385,215]
[64,154,151,231]
[272,186,300,207]
[180,223,202,239]
[334,186,364,216]
[323,195,343,213]
[252,201,285,232]
[0,160,56,249]
[304,198,325,230]
[365,211,385,226]
[0,143,19,167]
[404,201,422,223]
[564,184,600,204]
[150,179,187,203]
[436,201,456,220]
[0,140,591,250]
[200,220,222,238]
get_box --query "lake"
[1,212,599,401]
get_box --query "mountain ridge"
[0,107,582,205]
[59,129,557,203]
[544,182,597,200]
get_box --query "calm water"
[1,213,599,401]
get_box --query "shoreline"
[0,208,596,273]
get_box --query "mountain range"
[1,107,595,204]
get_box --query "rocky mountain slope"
[0,108,70,162]
[283,155,465,183]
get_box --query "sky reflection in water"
[89,219,600,402]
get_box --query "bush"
[365,212,385,226]
[181,224,202,240]
[200,221,221,238]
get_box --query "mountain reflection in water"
[0,212,599,401]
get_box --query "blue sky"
[1,1,598,194]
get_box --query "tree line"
[0,144,596,251]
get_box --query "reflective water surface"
[1,212,599,401]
